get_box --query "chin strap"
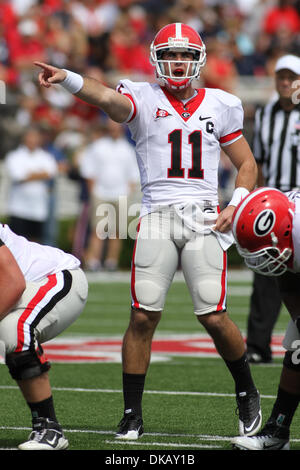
[164,77,191,91]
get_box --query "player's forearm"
[75,77,132,123]
[35,62,133,123]
[0,275,25,320]
[224,136,258,193]
[0,246,26,320]
[234,157,258,192]
[227,161,257,207]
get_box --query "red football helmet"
[232,188,295,276]
[150,23,206,91]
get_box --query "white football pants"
[130,208,227,315]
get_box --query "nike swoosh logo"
[46,435,58,446]
[199,116,212,121]
[263,442,283,449]
[244,418,260,433]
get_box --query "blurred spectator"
[10,18,47,72]
[201,37,237,93]
[168,0,205,32]
[0,1,18,33]
[242,0,277,41]
[225,15,270,76]
[218,150,235,209]
[15,95,40,129]
[2,0,300,258]
[108,14,153,76]
[262,0,300,35]
[4,127,57,243]
[40,126,69,246]
[11,0,38,17]
[79,119,139,271]
[248,33,272,76]
[198,6,224,40]
[44,14,73,69]
[70,0,119,37]
[53,121,90,260]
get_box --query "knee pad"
[283,350,300,371]
[134,279,163,310]
[6,344,51,380]
[197,279,222,306]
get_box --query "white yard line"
[0,384,277,399]
[105,440,222,449]
[1,425,300,445]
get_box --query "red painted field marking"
[43,335,286,363]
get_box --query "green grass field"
[0,271,299,453]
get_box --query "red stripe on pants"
[15,274,57,352]
[131,221,141,309]
[217,251,227,311]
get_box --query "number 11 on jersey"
[168,129,204,179]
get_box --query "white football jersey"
[0,224,80,282]
[286,191,300,272]
[118,80,243,216]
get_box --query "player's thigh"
[0,278,51,353]
[0,268,88,353]
[36,268,88,343]
[181,233,227,315]
[131,213,179,311]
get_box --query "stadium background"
[1,0,298,267]
[0,0,300,452]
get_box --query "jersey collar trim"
[160,87,206,121]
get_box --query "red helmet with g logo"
[231,187,295,276]
[150,23,206,91]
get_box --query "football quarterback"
[35,22,261,442]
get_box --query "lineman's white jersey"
[286,191,300,272]
[0,224,80,282]
[118,80,243,217]
[277,191,300,350]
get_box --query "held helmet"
[231,187,295,276]
[150,23,206,91]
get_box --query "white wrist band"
[61,69,84,94]
[228,187,250,207]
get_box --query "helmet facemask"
[149,25,206,91]
[151,48,204,90]
[237,245,292,276]
[232,187,295,277]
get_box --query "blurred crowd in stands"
[0,0,300,265]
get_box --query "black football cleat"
[18,417,69,450]
[236,389,262,436]
[115,412,144,440]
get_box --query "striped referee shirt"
[253,98,300,191]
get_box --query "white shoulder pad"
[117,79,151,98]
[206,88,242,108]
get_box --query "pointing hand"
[34,61,67,88]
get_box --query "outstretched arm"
[34,62,133,123]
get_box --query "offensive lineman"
[35,23,260,439]
[230,188,300,450]
[0,223,88,450]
